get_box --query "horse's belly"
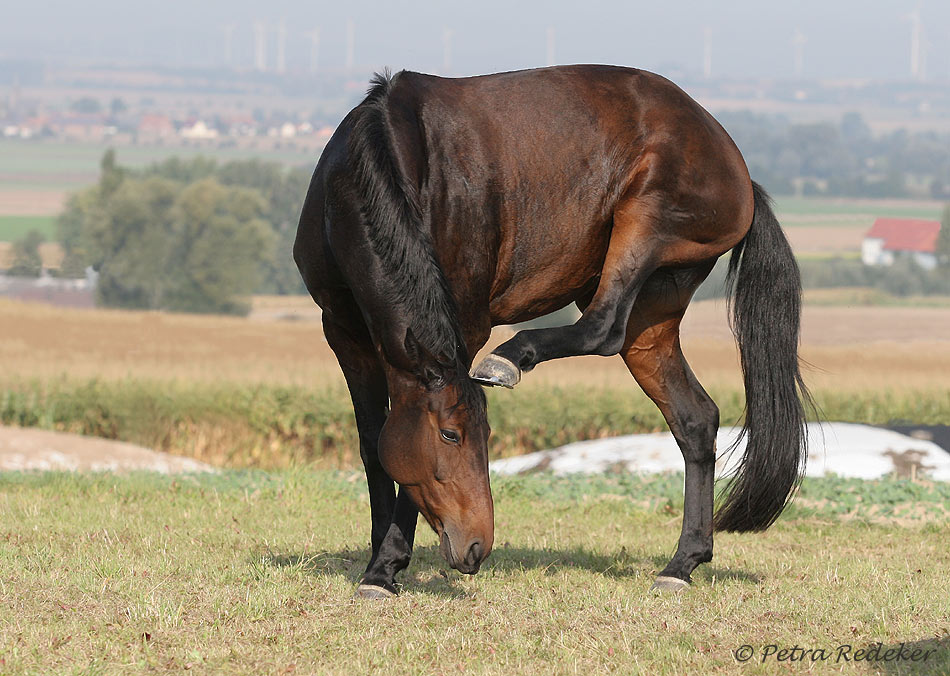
[487,219,609,325]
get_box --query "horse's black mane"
[348,71,486,416]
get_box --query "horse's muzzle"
[440,530,487,575]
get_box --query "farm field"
[774,196,942,221]
[0,138,945,262]
[1,297,949,468]
[0,471,946,675]
[771,197,942,257]
[0,214,56,240]
[0,140,318,222]
[3,297,949,392]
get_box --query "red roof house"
[862,218,941,270]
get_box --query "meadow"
[0,215,56,241]
[0,204,948,673]
[0,470,946,675]
[0,139,316,193]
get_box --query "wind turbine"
[546,26,556,66]
[253,21,267,72]
[442,28,453,75]
[305,28,320,74]
[791,29,807,78]
[345,19,355,74]
[275,19,287,74]
[221,24,235,68]
[703,27,712,79]
[907,8,923,80]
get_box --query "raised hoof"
[470,354,521,388]
[354,584,396,600]
[650,576,691,593]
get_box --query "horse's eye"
[440,429,460,444]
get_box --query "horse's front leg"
[357,489,418,597]
[323,317,418,598]
[472,245,658,388]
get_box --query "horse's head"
[380,371,493,575]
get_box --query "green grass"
[0,140,317,191]
[774,196,942,220]
[803,287,950,308]
[2,378,949,469]
[0,214,57,241]
[0,470,946,674]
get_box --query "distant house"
[180,120,218,140]
[861,218,941,270]
[137,113,175,140]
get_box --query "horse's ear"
[404,328,447,389]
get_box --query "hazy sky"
[2,0,948,81]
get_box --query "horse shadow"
[257,542,760,598]
[869,635,950,675]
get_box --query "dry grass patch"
[0,299,342,388]
[783,225,866,256]
[4,298,950,395]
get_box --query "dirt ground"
[783,225,866,254]
[0,190,66,216]
[0,425,214,473]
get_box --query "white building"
[861,218,940,270]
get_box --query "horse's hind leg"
[472,200,663,387]
[620,265,719,590]
[322,310,419,598]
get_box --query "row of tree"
[719,111,950,199]
[7,135,950,315]
[54,151,310,314]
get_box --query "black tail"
[714,182,812,532]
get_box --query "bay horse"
[294,65,809,598]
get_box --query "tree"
[161,179,272,314]
[56,150,305,312]
[83,175,272,315]
[98,149,126,198]
[938,205,950,272]
[142,155,309,293]
[214,159,309,294]
[70,97,101,114]
[6,230,45,277]
[56,188,101,277]
[109,97,127,116]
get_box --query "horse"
[293,65,810,598]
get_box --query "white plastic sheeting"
[489,423,950,481]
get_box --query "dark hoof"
[650,576,690,593]
[470,354,521,388]
[354,584,396,599]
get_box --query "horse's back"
[388,66,752,323]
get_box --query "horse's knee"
[591,325,628,356]
[579,310,630,356]
[675,401,719,463]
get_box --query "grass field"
[0,470,946,675]
[0,140,320,230]
[774,196,943,221]
[0,139,316,179]
[0,214,57,240]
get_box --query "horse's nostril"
[466,540,483,566]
